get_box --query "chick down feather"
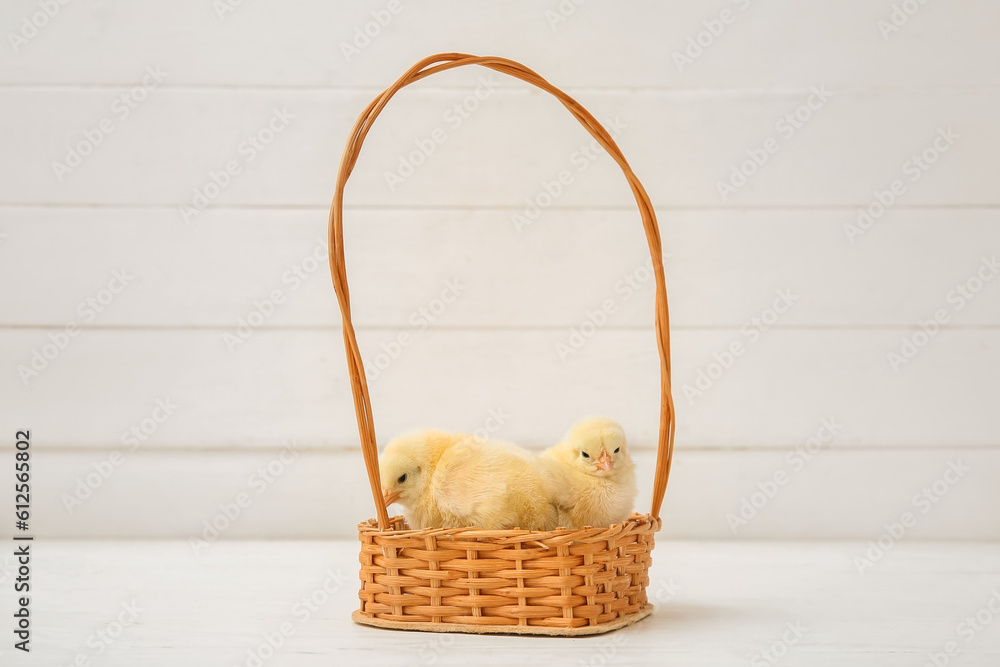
[378,429,559,531]
[540,417,637,529]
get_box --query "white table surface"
[5,539,999,666]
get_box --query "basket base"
[352,604,653,636]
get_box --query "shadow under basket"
[353,514,661,635]
[329,53,676,636]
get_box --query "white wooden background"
[0,0,997,540]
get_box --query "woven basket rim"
[358,513,662,543]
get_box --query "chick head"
[565,417,631,478]
[378,430,442,509]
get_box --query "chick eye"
[581,452,590,458]
[614,447,620,453]
[398,473,407,483]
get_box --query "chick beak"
[383,488,402,506]
[596,450,614,472]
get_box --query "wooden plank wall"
[1,0,997,538]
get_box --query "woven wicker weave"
[328,53,675,635]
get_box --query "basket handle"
[328,53,675,530]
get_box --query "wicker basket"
[328,53,676,635]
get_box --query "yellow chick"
[540,417,637,529]
[378,429,559,531]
